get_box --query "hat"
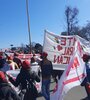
[7,56,13,60]
[22,60,30,69]
[0,71,6,82]
[42,52,48,57]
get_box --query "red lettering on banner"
[61,37,66,45]
[67,37,76,46]
[57,45,63,51]
[25,55,32,59]
[68,37,73,46]
[18,55,23,59]
[17,54,38,61]
[72,57,79,69]
[69,47,74,55]
[54,55,58,63]
[54,55,63,64]
[62,47,74,55]
[78,42,82,56]
[59,55,63,63]
[54,55,70,64]
[73,37,76,46]
[63,56,70,64]
[60,37,76,46]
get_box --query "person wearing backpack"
[8,60,40,100]
[0,71,21,100]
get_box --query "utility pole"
[26,0,32,53]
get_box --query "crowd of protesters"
[0,51,54,100]
[0,50,90,100]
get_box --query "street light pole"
[26,0,32,53]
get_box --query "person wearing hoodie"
[0,71,21,100]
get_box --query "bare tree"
[65,6,79,35]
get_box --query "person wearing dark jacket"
[8,60,40,100]
[0,71,21,100]
[81,54,90,100]
[39,52,53,100]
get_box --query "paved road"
[37,79,88,100]
[64,86,87,100]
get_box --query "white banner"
[43,30,90,70]
[50,41,86,100]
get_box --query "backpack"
[23,81,38,100]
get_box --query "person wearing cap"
[39,52,53,100]
[81,54,90,100]
[13,52,22,68]
[0,71,21,100]
[8,60,40,100]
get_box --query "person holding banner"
[39,52,53,100]
[82,54,90,100]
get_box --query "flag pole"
[26,0,32,53]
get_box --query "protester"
[31,54,41,66]
[8,60,40,100]
[0,58,10,72]
[0,71,21,100]
[31,55,38,64]
[39,52,53,100]
[7,56,19,70]
[31,56,41,77]
[13,52,22,68]
[81,54,90,100]
[31,56,39,67]
[34,54,42,63]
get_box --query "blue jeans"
[42,79,50,100]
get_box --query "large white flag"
[50,41,86,100]
[43,30,90,70]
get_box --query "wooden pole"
[26,0,32,53]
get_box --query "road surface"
[37,79,88,100]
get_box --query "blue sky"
[0,0,90,49]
